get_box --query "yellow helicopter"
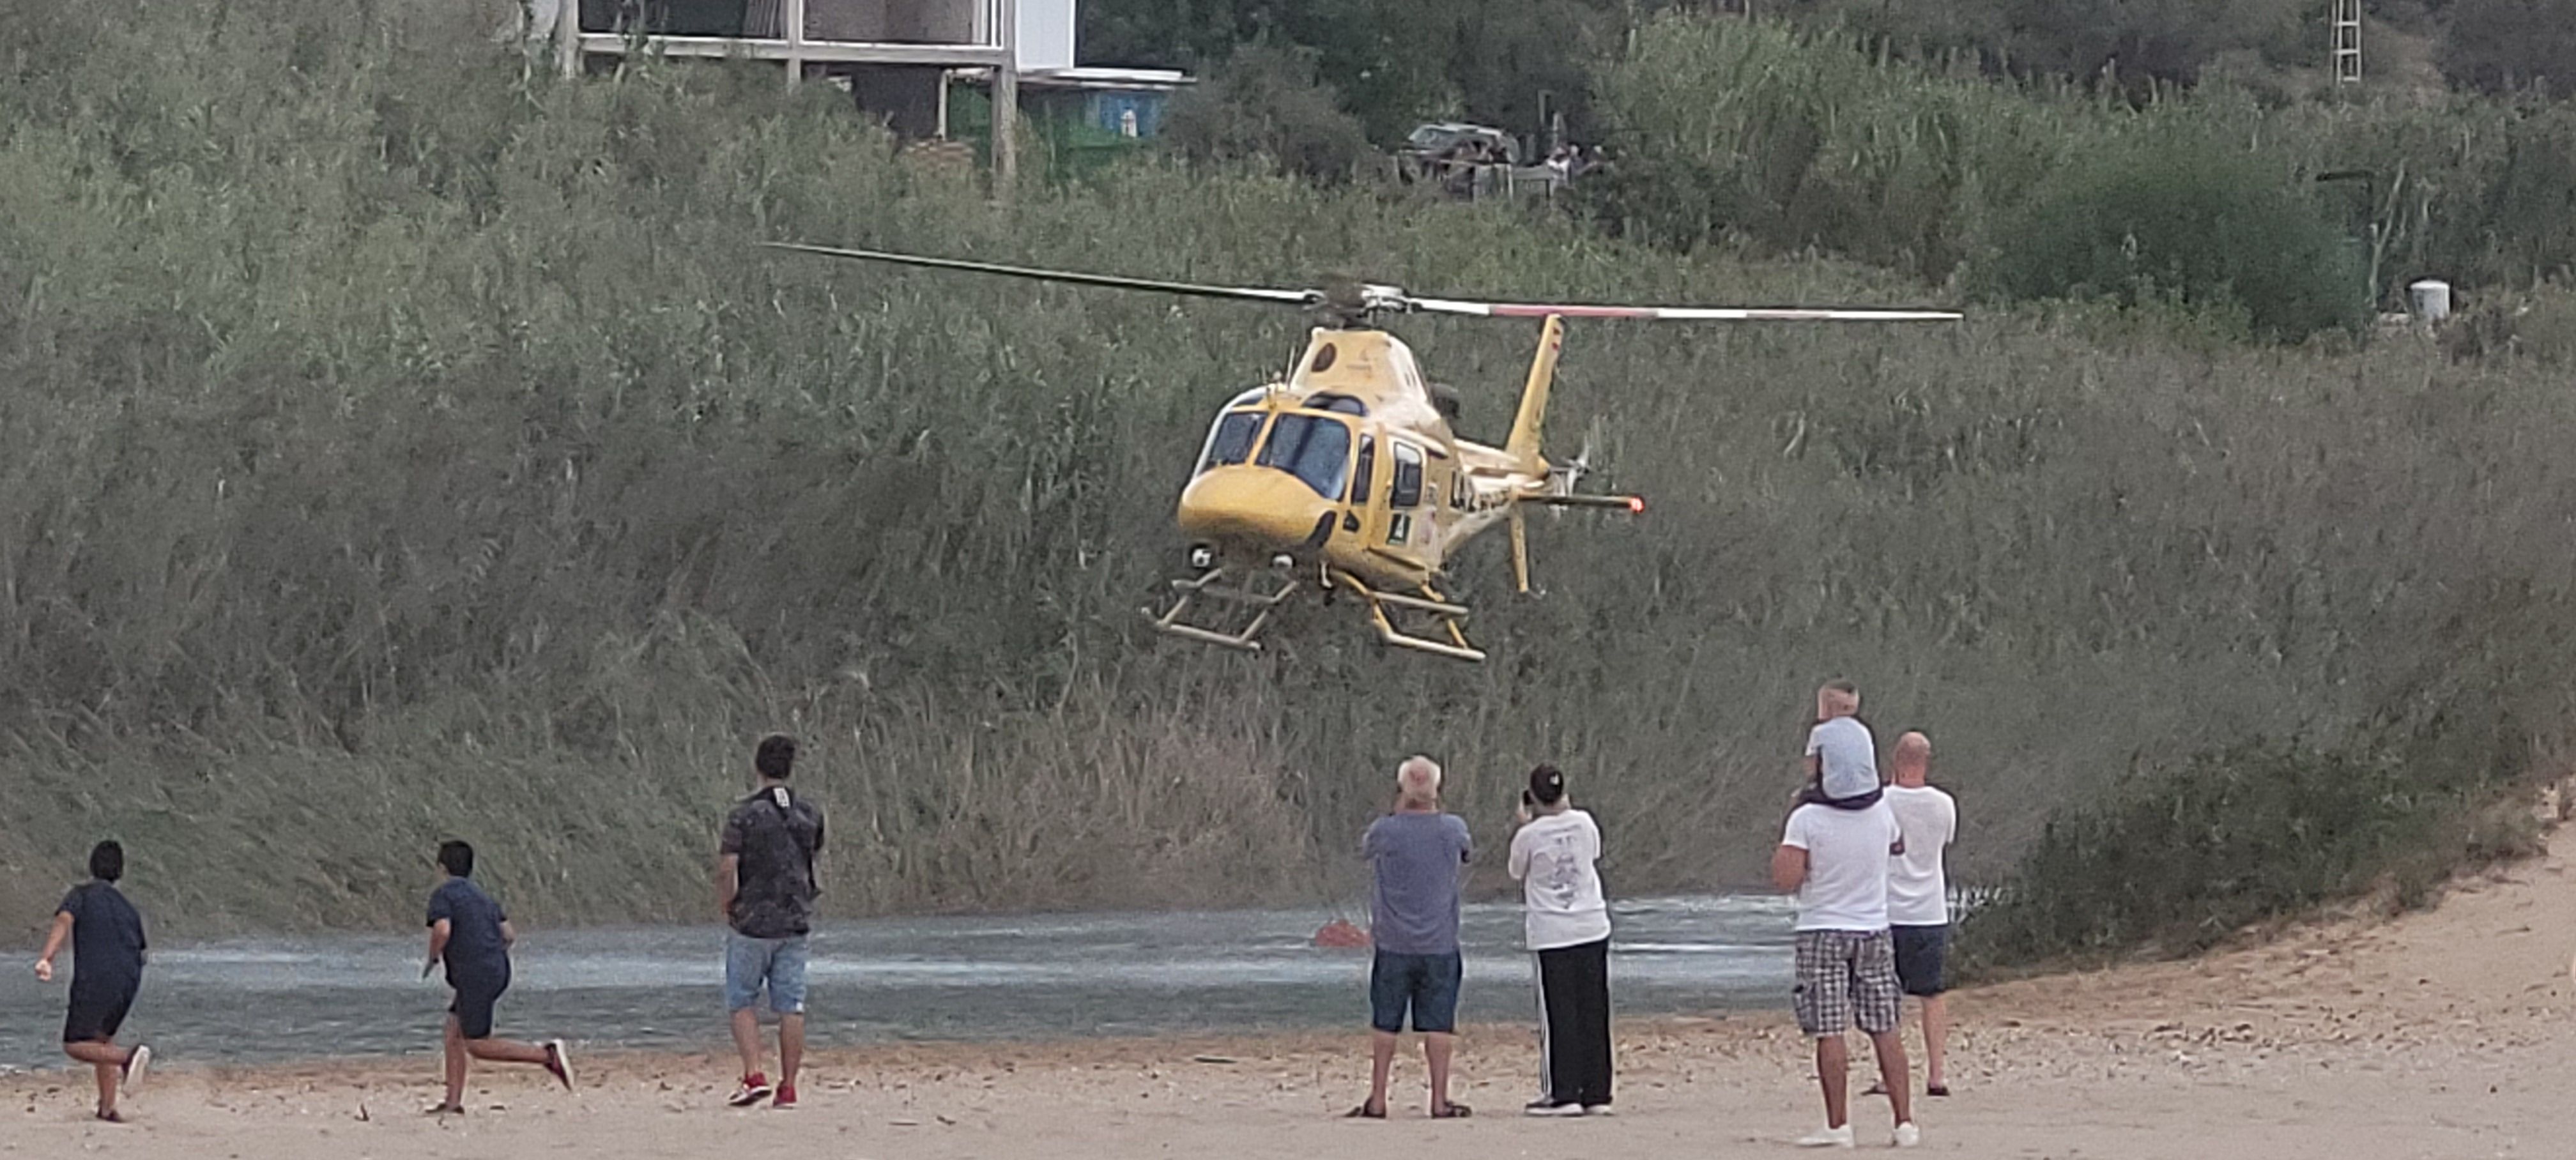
[769,243,1959,662]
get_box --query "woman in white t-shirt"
[1508,765,1614,1117]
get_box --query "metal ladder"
[2331,0,2362,85]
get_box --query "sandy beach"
[6,832,2569,1158]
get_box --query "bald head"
[1395,756,1444,809]
[1890,731,1931,788]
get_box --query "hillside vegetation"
[1,1,2570,943]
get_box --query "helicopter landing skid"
[1147,567,1302,652]
[1329,572,1487,662]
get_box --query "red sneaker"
[728,1073,774,1108]
[772,1083,799,1110]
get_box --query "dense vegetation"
[1095,0,2576,141]
[1587,19,2576,321]
[0,0,2570,955]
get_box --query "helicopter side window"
[1349,436,1376,503]
[1258,414,1354,500]
[1391,443,1423,508]
[1195,411,1266,475]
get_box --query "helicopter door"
[1387,441,1424,546]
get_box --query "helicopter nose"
[1176,466,1335,551]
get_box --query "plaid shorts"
[1791,929,1903,1037]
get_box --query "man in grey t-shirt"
[1350,756,1474,1120]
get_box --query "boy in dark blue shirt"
[33,841,151,1123]
[423,839,576,1114]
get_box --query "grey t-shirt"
[1363,811,1473,955]
[1807,717,1880,800]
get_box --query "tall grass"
[1591,18,2576,314]
[2,0,2573,937]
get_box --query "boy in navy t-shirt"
[423,840,577,1114]
[33,841,151,1123]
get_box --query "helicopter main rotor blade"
[763,243,1318,309]
[1402,297,1961,322]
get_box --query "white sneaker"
[120,1045,151,1094]
[1892,1122,1921,1148]
[1795,1124,1856,1149]
[1582,1104,1614,1117]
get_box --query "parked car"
[1397,121,1521,183]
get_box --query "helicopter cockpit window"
[1196,411,1266,475]
[1307,393,1369,416]
[1391,443,1424,508]
[1350,436,1376,503]
[1258,414,1354,500]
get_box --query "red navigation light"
[1627,496,1647,515]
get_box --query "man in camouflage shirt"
[718,733,826,1110]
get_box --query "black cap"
[1528,765,1567,806]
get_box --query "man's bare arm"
[1771,844,1809,893]
[425,917,452,976]
[717,853,740,920]
[33,911,72,981]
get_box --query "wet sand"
[6,834,2570,1157]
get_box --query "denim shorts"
[724,931,810,1014]
[1368,950,1463,1034]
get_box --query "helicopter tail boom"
[1505,315,1565,474]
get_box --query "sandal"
[1927,1084,1951,1097]
[424,1101,466,1117]
[95,1108,125,1124]
[1344,1102,1387,1119]
[1431,1103,1473,1119]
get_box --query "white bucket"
[2408,279,2453,323]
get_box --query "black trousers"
[1534,938,1613,1106]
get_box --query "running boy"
[33,841,151,1123]
[423,839,576,1114]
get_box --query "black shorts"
[449,974,511,1040]
[1890,924,1949,998]
[64,977,139,1044]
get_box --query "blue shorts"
[1368,950,1462,1034]
[448,973,510,1040]
[724,932,809,1014]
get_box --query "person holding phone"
[1508,765,1614,1117]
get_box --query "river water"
[0,896,1792,1069]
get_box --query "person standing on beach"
[1508,764,1614,1117]
[422,839,576,1115]
[719,733,826,1110]
[33,841,151,1123]
[1351,756,1475,1120]
[1775,777,1919,1148]
[1883,731,1958,1097]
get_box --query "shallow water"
[0,896,1793,1068]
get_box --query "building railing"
[557,0,1013,76]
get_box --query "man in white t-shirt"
[1882,731,1958,1097]
[1775,793,1919,1149]
[1508,765,1613,1117]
